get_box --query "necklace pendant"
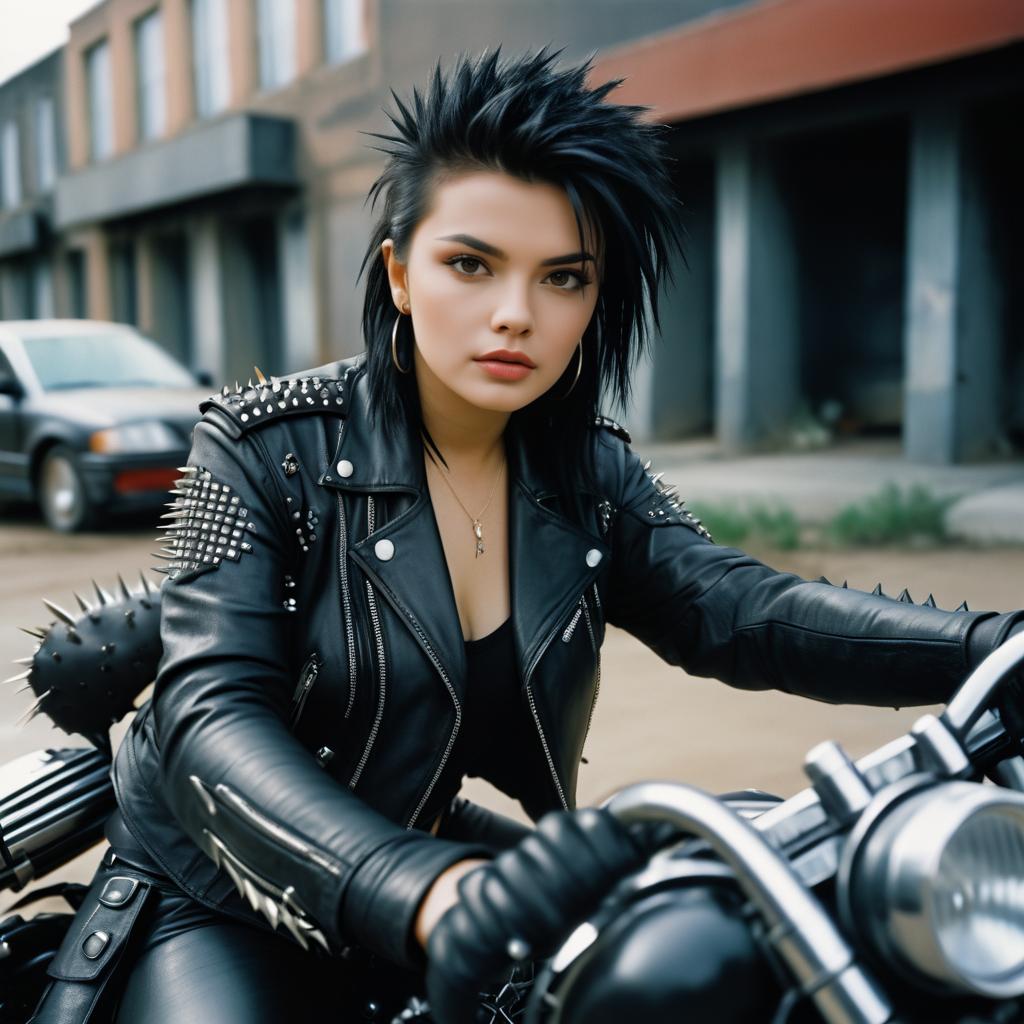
[473,520,484,558]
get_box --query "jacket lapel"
[319,368,608,693]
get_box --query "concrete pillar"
[164,0,193,134]
[904,105,1003,463]
[136,233,156,334]
[189,218,226,379]
[109,16,135,155]
[228,0,257,106]
[82,229,111,321]
[714,138,799,452]
[279,204,317,372]
[65,43,90,171]
[296,0,323,77]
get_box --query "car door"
[0,343,30,499]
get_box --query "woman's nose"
[490,280,534,336]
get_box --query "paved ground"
[638,437,1024,537]
[1,501,1021,910]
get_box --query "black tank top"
[432,617,538,810]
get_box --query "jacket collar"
[319,365,609,692]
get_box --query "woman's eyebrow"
[436,233,595,266]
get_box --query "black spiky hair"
[358,46,684,515]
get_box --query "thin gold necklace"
[431,454,504,558]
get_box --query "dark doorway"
[151,232,193,366]
[651,155,715,438]
[779,118,908,437]
[221,214,283,379]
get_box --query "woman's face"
[383,170,601,415]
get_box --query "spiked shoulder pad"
[200,372,350,438]
[592,415,631,445]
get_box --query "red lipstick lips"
[474,349,536,382]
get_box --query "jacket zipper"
[561,603,584,643]
[289,653,321,728]
[580,585,602,748]
[349,497,387,789]
[336,495,358,720]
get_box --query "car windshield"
[22,331,196,390]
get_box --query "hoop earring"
[558,342,583,399]
[391,314,411,374]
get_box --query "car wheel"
[37,445,96,533]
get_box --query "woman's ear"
[381,238,410,312]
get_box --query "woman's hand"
[414,857,489,950]
[424,807,651,1024]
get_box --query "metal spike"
[19,626,47,640]
[42,598,76,626]
[872,584,885,597]
[306,927,329,953]
[12,656,34,666]
[254,365,268,385]
[3,668,32,685]
[223,860,246,897]
[73,592,94,616]
[816,576,832,586]
[66,628,82,644]
[140,570,156,594]
[924,594,936,608]
[152,552,176,561]
[221,385,230,397]
[262,895,281,929]
[92,580,114,606]
[247,377,253,389]
[956,600,970,612]
[841,580,848,588]
[16,682,33,694]
[117,573,133,601]
[18,688,52,726]
[234,380,240,393]
[152,566,170,575]
[241,878,262,913]
[279,908,310,951]
[898,588,913,604]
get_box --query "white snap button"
[336,459,353,478]
[374,539,395,561]
[585,548,602,568]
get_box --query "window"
[191,0,230,117]
[85,40,114,161]
[324,0,365,64]
[1,120,20,208]
[257,0,295,91]
[135,9,166,141]
[35,97,57,190]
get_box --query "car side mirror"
[0,378,24,399]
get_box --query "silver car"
[0,320,210,532]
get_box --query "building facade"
[3,0,1021,463]
[594,0,1024,463]
[0,50,68,321]
[51,0,708,386]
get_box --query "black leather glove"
[424,807,649,1024]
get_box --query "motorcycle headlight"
[90,421,181,454]
[844,781,1024,999]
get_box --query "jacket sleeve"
[600,432,1023,708]
[152,410,487,968]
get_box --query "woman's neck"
[415,356,509,469]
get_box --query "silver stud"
[374,539,395,561]
[337,459,354,478]
[585,548,602,568]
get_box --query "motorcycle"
[2,577,1024,1023]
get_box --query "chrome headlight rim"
[839,779,1024,999]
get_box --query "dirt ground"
[2,534,1022,909]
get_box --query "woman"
[31,48,1023,1023]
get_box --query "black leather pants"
[31,812,423,1023]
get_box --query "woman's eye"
[447,256,488,276]
[546,269,588,291]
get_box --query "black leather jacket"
[111,355,1019,969]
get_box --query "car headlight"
[843,781,1024,998]
[89,421,181,454]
